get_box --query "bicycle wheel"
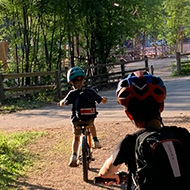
[82,135,89,182]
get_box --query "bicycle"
[77,124,94,182]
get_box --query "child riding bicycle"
[58,67,107,167]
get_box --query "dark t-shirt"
[62,88,102,121]
[112,129,144,171]
[112,126,190,172]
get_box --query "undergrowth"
[0,91,55,114]
[0,131,44,189]
[171,62,190,76]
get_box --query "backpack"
[75,89,97,121]
[132,127,190,190]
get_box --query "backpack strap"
[74,89,81,113]
[136,131,157,157]
[126,171,132,190]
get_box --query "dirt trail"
[0,58,190,190]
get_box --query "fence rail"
[0,70,62,102]
[0,57,151,102]
[176,52,190,75]
[82,57,150,90]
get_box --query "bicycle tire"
[82,135,89,182]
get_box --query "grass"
[0,131,44,190]
[53,136,72,156]
[0,92,54,189]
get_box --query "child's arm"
[91,88,107,104]
[58,99,65,107]
[101,96,107,104]
[57,90,73,107]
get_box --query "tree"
[0,0,170,77]
[163,0,190,51]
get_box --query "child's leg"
[72,134,80,156]
[69,122,81,167]
[90,122,97,138]
[90,122,101,149]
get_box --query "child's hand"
[58,100,65,107]
[101,97,107,104]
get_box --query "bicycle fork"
[82,134,92,162]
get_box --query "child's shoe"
[68,154,79,167]
[93,140,102,149]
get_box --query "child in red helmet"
[97,71,190,190]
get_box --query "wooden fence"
[82,57,150,91]
[0,71,62,102]
[176,52,190,75]
[0,57,151,102]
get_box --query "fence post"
[120,60,125,78]
[176,52,181,75]
[0,73,5,102]
[150,65,154,75]
[55,70,62,99]
[144,56,149,72]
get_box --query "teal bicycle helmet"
[67,67,85,83]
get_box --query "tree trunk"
[68,33,75,67]
[57,34,63,71]
[22,3,30,85]
[49,15,56,71]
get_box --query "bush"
[172,63,190,76]
[0,91,55,113]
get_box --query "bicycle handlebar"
[94,171,128,184]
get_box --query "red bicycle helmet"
[116,71,166,121]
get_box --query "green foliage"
[0,131,44,189]
[163,0,190,47]
[1,0,190,76]
[0,0,168,76]
[181,63,190,75]
[0,92,54,113]
[172,62,190,76]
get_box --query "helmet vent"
[152,76,160,84]
[133,85,148,96]
[153,88,164,95]
[121,79,129,87]
[133,77,148,88]
[120,90,130,98]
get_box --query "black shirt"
[62,88,102,121]
[112,129,145,172]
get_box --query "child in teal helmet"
[59,67,107,167]
[66,67,85,83]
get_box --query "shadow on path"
[13,180,56,190]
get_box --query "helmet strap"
[125,109,134,120]
[158,115,165,127]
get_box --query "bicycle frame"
[77,125,93,182]
[82,126,92,148]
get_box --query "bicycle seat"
[77,123,89,127]
[76,124,90,130]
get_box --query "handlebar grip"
[94,171,128,184]
[94,176,116,184]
